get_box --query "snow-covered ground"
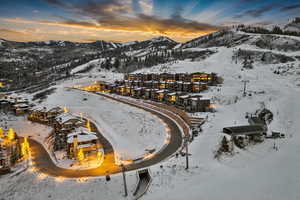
[0,113,52,147]
[0,168,139,200]
[135,47,300,200]
[1,40,300,199]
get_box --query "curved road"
[29,89,190,178]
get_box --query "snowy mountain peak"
[121,41,139,47]
[0,39,5,46]
[150,36,177,44]
[284,17,300,33]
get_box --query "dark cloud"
[44,14,221,35]
[280,4,300,11]
[44,0,67,7]
[44,0,131,17]
[233,5,277,18]
[42,0,221,36]
[239,0,263,2]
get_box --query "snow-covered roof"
[31,105,62,113]
[47,106,63,113]
[78,143,95,148]
[13,103,29,108]
[31,105,45,112]
[190,98,199,101]
[223,125,265,136]
[67,131,98,144]
[156,90,167,93]
[55,113,81,124]
[179,95,190,99]
[167,92,176,96]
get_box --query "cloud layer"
[0,0,299,42]
[42,0,221,38]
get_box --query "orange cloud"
[3,17,220,42]
[0,28,27,35]
[0,0,222,42]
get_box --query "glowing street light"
[64,106,69,113]
[7,128,15,140]
[0,128,4,138]
[78,148,84,163]
[21,137,30,157]
[97,151,103,161]
[86,120,92,132]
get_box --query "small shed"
[223,125,265,147]
[223,125,265,136]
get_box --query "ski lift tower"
[242,80,250,97]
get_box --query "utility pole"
[185,136,189,170]
[242,80,249,97]
[121,164,128,197]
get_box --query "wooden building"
[176,94,190,108]
[223,125,266,148]
[66,129,100,159]
[125,87,134,96]
[13,103,30,115]
[28,106,63,124]
[192,82,207,93]
[175,73,188,81]
[187,97,210,112]
[182,82,192,92]
[165,92,178,105]
[159,73,176,82]
[153,90,168,102]
[132,87,145,98]
[55,113,84,131]
[0,132,22,168]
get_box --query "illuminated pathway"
[29,88,190,178]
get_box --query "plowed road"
[29,89,189,178]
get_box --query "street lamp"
[242,80,250,97]
[120,163,128,197]
[184,135,190,170]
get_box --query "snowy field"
[136,47,300,200]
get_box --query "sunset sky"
[0,0,299,43]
